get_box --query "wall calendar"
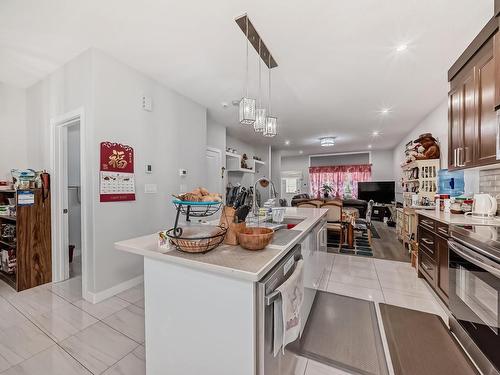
[99,142,136,202]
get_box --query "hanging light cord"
[245,17,249,98]
[258,39,261,107]
[268,54,272,115]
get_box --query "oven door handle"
[448,240,500,278]
[265,255,303,306]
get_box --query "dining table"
[342,207,360,248]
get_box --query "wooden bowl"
[238,227,274,251]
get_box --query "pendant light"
[239,17,256,125]
[254,40,266,133]
[263,54,277,137]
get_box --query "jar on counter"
[440,194,450,212]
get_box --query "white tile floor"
[0,253,449,375]
[0,276,145,375]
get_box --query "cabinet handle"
[438,228,448,236]
[421,261,432,272]
[421,238,434,246]
[458,147,465,167]
[453,148,457,167]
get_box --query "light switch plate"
[141,96,153,112]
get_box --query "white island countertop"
[416,209,500,226]
[115,207,328,282]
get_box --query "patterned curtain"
[309,165,372,199]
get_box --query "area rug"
[327,231,374,257]
[379,304,479,375]
[288,291,389,375]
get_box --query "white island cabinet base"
[115,208,328,375]
[144,256,256,375]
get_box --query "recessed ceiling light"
[380,108,390,115]
[368,144,372,149]
[396,44,408,52]
[372,131,380,137]
[285,140,290,145]
[299,150,304,154]
[320,137,336,147]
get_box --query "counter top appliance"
[466,194,497,218]
[449,225,500,375]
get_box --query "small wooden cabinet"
[417,214,449,305]
[448,19,498,170]
[0,189,51,292]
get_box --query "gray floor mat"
[379,304,479,375]
[288,291,388,375]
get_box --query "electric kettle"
[466,194,498,217]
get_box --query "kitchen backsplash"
[479,168,500,213]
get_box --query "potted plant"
[321,183,333,198]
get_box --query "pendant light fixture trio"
[236,14,278,137]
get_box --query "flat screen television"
[357,181,395,204]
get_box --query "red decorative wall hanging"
[99,142,136,202]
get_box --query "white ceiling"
[0,0,493,154]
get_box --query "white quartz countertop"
[416,209,500,226]
[114,207,328,282]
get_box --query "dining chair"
[354,199,374,244]
[308,199,324,207]
[321,202,344,244]
[297,202,319,208]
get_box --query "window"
[283,177,299,194]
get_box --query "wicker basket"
[166,226,227,254]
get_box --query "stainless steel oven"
[449,225,500,375]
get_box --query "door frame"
[50,108,89,296]
[206,146,223,196]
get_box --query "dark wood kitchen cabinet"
[448,35,497,170]
[417,215,449,305]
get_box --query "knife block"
[220,205,246,246]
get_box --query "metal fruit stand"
[165,200,226,253]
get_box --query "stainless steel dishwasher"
[256,244,303,375]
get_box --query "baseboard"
[84,275,143,304]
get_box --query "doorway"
[206,147,223,196]
[67,124,81,278]
[50,108,89,299]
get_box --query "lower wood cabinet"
[417,215,449,305]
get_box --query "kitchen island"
[115,207,329,375]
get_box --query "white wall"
[392,100,448,201]
[206,119,226,154]
[0,83,28,179]
[371,150,395,181]
[26,49,208,299]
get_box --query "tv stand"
[372,204,391,222]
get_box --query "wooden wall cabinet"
[448,37,497,170]
[417,215,449,305]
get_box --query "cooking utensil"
[235,205,251,223]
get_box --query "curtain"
[309,165,372,199]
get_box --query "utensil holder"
[219,205,246,245]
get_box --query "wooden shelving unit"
[0,189,51,292]
[401,159,440,207]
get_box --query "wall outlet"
[145,164,152,174]
[141,96,153,112]
[144,184,157,194]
